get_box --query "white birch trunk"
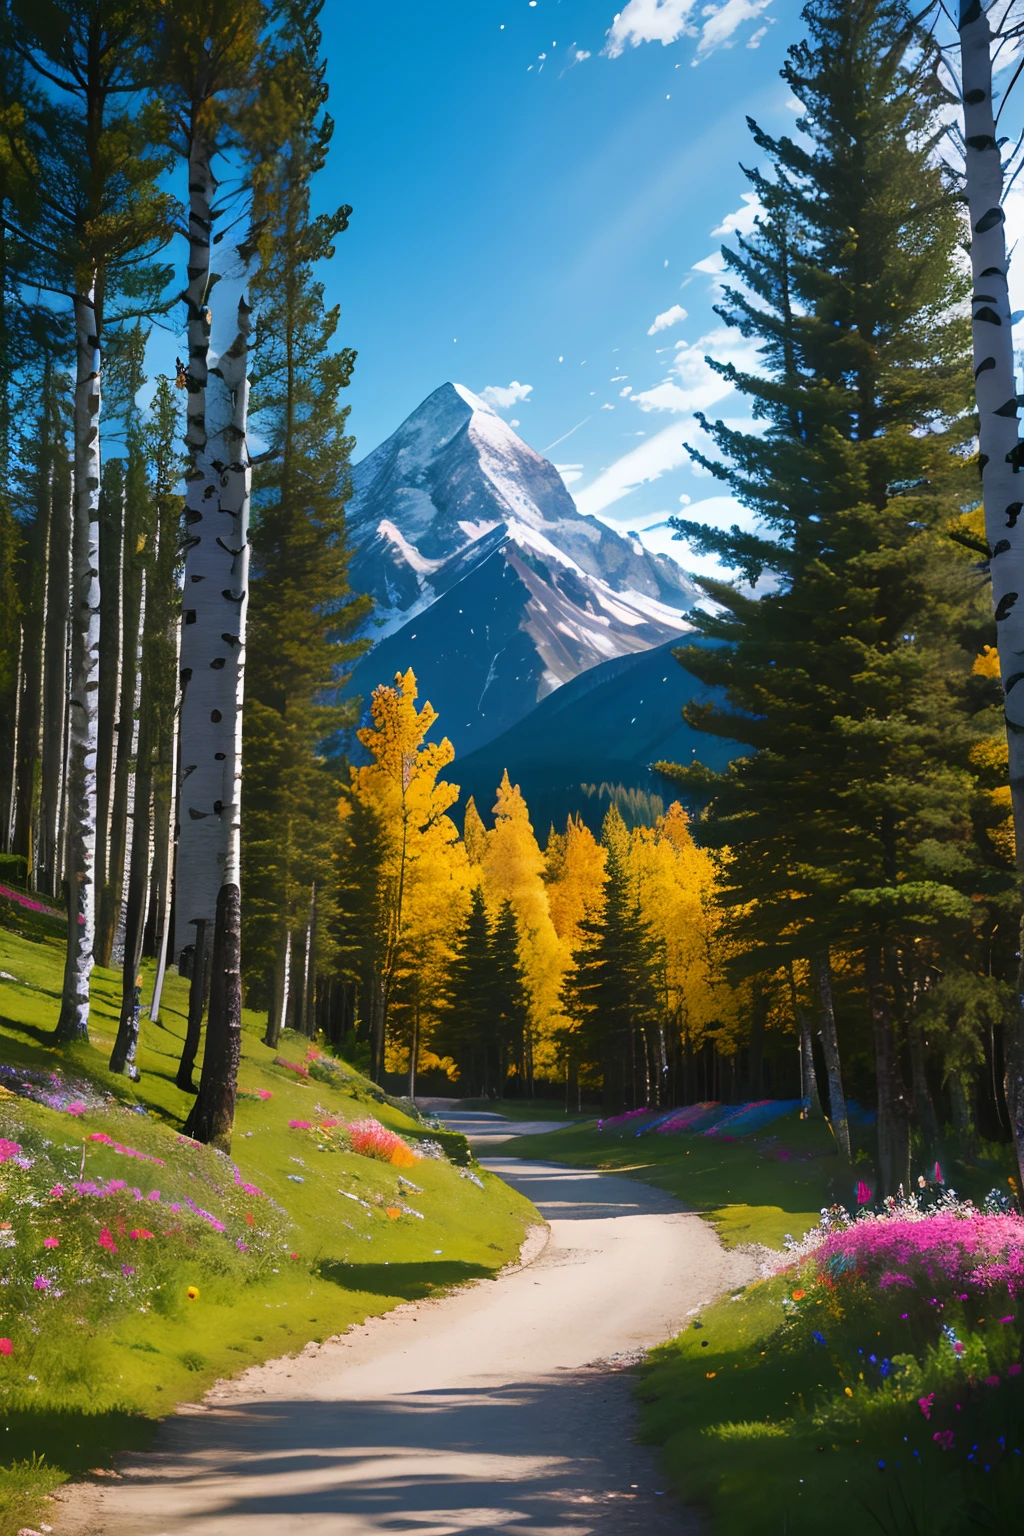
[960,0,1024,1185]
[56,284,101,1042]
[149,620,180,1025]
[174,124,252,966]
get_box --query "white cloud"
[577,328,764,516]
[480,380,533,410]
[711,191,762,239]
[619,385,633,397]
[647,303,689,335]
[556,463,584,485]
[746,23,769,47]
[604,0,699,57]
[692,251,727,276]
[696,0,773,60]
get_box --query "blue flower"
[813,1331,827,1346]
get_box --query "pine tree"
[660,0,989,1192]
[435,887,496,1094]
[242,0,369,1034]
[563,815,659,1112]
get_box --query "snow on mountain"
[342,383,700,754]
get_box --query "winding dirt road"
[56,1116,753,1536]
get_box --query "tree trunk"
[789,961,822,1117]
[110,571,157,1078]
[39,450,71,898]
[97,472,142,968]
[177,916,210,1092]
[748,981,766,1100]
[3,622,23,854]
[960,0,1024,1191]
[56,285,101,1044]
[816,952,850,1159]
[94,460,123,961]
[183,881,241,1150]
[909,1021,939,1156]
[866,941,911,1198]
[264,926,290,1048]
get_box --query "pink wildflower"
[934,1430,955,1451]
[236,1239,248,1252]
[1000,1315,1015,1324]
[32,1276,49,1290]
[43,1236,59,1249]
[934,1162,944,1185]
[89,1132,112,1145]
[0,1338,11,1355]
[98,1227,118,1254]
[129,1229,153,1241]
[1009,1364,1022,1376]
[918,1394,935,1419]
[121,1265,135,1277]
[954,1342,965,1355]
[0,1138,22,1164]
[65,1100,87,1116]
[985,1375,1000,1387]
[288,1120,312,1130]
[257,1089,273,1100]
[856,1181,873,1205]
[49,1184,64,1199]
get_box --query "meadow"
[0,911,537,1536]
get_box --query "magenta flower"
[1009,1363,1022,1376]
[918,1394,934,1419]
[49,1184,64,1199]
[257,1089,273,1100]
[0,1338,11,1356]
[121,1265,135,1277]
[43,1236,59,1249]
[288,1120,312,1130]
[985,1375,1000,1387]
[0,1138,23,1164]
[933,1430,955,1451]
[98,1227,118,1253]
[856,1181,873,1205]
[236,1239,248,1252]
[1000,1315,1015,1324]
[32,1276,49,1290]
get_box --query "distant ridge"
[453,637,737,834]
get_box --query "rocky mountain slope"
[341,383,699,754]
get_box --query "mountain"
[341,383,700,755]
[453,636,737,834]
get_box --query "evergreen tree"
[660,0,994,1192]
[435,887,495,1094]
[491,898,531,1094]
[243,0,369,1030]
[563,810,659,1112]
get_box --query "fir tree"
[660,0,993,1192]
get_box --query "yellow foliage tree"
[342,670,470,1082]
[545,814,607,949]
[481,770,565,1076]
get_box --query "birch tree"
[955,0,1024,1184]
[2,2,174,1042]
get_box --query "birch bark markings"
[959,0,1024,1186]
[56,287,101,1043]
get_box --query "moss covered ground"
[0,919,537,1536]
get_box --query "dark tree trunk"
[184,882,242,1151]
[909,1022,939,1156]
[867,941,911,1197]
[748,982,767,1100]
[177,917,211,1091]
[816,952,851,1159]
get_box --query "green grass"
[0,922,539,1534]
[513,1111,1023,1533]
[512,1110,847,1249]
[636,1266,1024,1535]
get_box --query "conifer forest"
[3,3,1024,1531]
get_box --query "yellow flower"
[187,1286,200,1301]
[845,1387,853,1398]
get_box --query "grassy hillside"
[0,919,538,1535]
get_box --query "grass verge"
[0,922,538,1535]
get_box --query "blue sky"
[315,0,809,576]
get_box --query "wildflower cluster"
[0,1101,291,1383]
[286,1112,420,1169]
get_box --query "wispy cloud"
[479,380,533,410]
[647,303,688,335]
[556,463,584,485]
[604,0,773,62]
[576,328,763,515]
[711,191,762,239]
[604,0,699,58]
[695,0,774,62]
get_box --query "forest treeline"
[0,0,1023,1197]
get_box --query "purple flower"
[121,1265,135,1277]
[32,1276,49,1290]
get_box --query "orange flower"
[385,1207,402,1220]
[792,1290,806,1301]
[706,1371,716,1379]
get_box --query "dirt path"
[55,1124,753,1536]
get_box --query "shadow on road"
[107,1370,696,1534]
